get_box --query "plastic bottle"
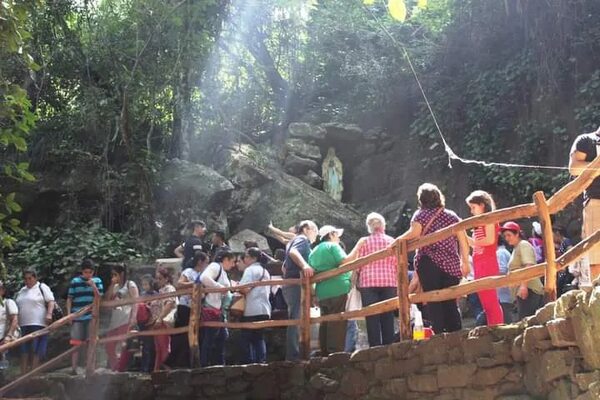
[412,304,425,341]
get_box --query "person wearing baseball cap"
[501,222,545,320]
[308,225,360,356]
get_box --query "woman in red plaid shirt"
[354,212,398,347]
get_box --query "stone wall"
[18,288,600,400]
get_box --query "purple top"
[412,207,462,278]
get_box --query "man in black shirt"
[569,127,600,284]
[174,220,207,269]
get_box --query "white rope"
[362,5,571,172]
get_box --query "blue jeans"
[241,315,269,364]
[200,327,227,367]
[140,334,155,373]
[358,287,396,347]
[344,320,358,353]
[282,285,301,361]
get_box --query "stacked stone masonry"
[19,288,600,400]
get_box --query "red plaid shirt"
[358,231,397,288]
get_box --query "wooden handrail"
[0,304,92,354]
[311,246,395,283]
[201,278,302,294]
[0,345,81,397]
[4,155,599,393]
[410,229,600,304]
[101,288,191,308]
[313,229,600,323]
[546,153,600,213]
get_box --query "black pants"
[517,289,544,320]
[166,305,191,368]
[417,254,461,334]
[359,287,396,347]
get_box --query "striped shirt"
[358,231,398,288]
[68,276,104,321]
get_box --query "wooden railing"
[2,155,600,396]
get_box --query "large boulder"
[288,122,326,141]
[228,229,270,253]
[285,138,322,161]
[223,149,365,245]
[159,158,234,204]
[320,123,363,141]
[284,153,319,176]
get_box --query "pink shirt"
[358,231,398,288]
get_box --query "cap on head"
[501,221,521,233]
[318,225,344,239]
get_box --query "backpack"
[269,288,288,320]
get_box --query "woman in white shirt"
[199,250,235,367]
[0,281,18,367]
[104,264,139,371]
[152,268,177,371]
[15,269,55,374]
[169,251,209,368]
[238,247,271,364]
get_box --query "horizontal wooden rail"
[313,229,600,324]
[312,297,397,323]
[405,203,537,251]
[200,319,300,329]
[0,304,92,354]
[410,228,600,304]
[202,278,302,294]
[97,319,300,345]
[0,345,81,397]
[101,288,191,308]
[97,326,190,345]
[311,246,396,283]
[547,154,600,213]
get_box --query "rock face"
[224,149,365,245]
[21,288,600,400]
[228,229,270,253]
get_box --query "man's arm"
[174,244,184,258]
[289,248,314,277]
[569,150,589,177]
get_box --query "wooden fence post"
[188,284,201,368]
[300,278,311,359]
[85,293,101,377]
[396,240,411,341]
[533,191,558,301]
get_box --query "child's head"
[141,274,155,293]
[80,259,95,280]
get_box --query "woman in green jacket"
[309,225,359,355]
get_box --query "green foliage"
[6,222,144,291]
[0,0,39,250]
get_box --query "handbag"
[39,283,64,322]
[200,306,222,322]
[228,295,246,321]
[344,287,363,320]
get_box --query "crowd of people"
[0,178,590,375]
